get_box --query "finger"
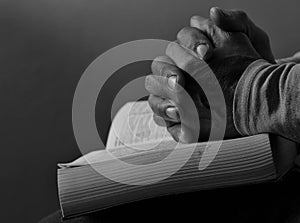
[165,41,217,118]
[166,41,209,76]
[151,55,185,89]
[209,7,275,63]
[190,15,214,39]
[151,55,176,74]
[152,114,173,127]
[167,124,182,142]
[145,74,183,103]
[189,15,225,47]
[168,120,213,143]
[179,124,198,143]
[146,71,202,124]
[166,119,213,143]
[176,26,213,60]
[146,56,191,103]
[167,123,198,143]
[148,94,180,122]
[190,15,208,27]
[209,7,250,33]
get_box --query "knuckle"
[148,94,158,111]
[156,102,166,117]
[166,41,178,54]
[153,55,171,64]
[177,26,210,51]
[151,55,176,77]
[144,75,154,92]
[237,10,248,22]
[177,26,194,41]
[148,94,155,103]
[190,15,209,27]
[153,114,166,127]
[190,15,201,22]
[159,64,167,77]
[148,95,171,119]
[197,18,210,30]
[151,57,162,75]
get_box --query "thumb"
[210,7,275,63]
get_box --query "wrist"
[233,59,272,135]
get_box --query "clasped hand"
[145,7,274,143]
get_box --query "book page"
[106,101,172,149]
[58,101,173,168]
[58,134,276,219]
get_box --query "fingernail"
[166,107,179,120]
[196,44,208,60]
[168,75,177,90]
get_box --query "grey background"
[1,0,299,222]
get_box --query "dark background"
[1,0,299,222]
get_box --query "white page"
[107,101,172,149]
[59,101,173,168]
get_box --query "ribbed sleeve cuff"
[233,59,271,135]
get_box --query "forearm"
[233,59,300,143]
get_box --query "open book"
[57,101,296,219]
